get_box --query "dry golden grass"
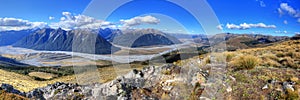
[231,55,260,70]
[0,69,76,92]
[28,72,57,80]
[235,40,300,69]
[0,63,145,92]
[97,64,143,83]
[225,52,236,62]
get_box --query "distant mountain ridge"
[107,28,182,47]
[209,33,290,51]
[13,28,120,54]
[0,29,35,46]
[0,28,293,54]
[0,56,29,67]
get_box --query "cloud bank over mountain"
[49,12,115,30]
[0,18,47,31]
[226,23,276,30]
[0,12,161,31]
[120,15,160,28]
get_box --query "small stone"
[200,97,211,100]
[226,86,232,92]
[262,84,268,90]
[229,75,236,81]
[267,79,276,84]
[133,69,138,74]
[283,82,295,91]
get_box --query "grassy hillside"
[0,69,76,92]
[0,39,298,99]
[0,62,147,92]
[234,40,299,68]
[175,40,299,99]
[209,33,289,51]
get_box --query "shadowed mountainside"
[13,28,120,54]
[108,28,182,47]
[0,29,34,46]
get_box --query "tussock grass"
[235,40,300,69]
[231,55,260,70]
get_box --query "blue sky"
[0,0,299,36]
[0,0,90,23]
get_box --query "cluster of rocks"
[1,64,210,99]
[108,64,209,99]
[262,79,297,92]
[0,83,26,96]
[1,82,98,100]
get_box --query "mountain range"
[0,29,35,46]
[106,28,182,47]
[0,28,295,54]
[13,28,120,54]
[208,33,290,51]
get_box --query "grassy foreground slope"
[175,40,300,99]
[0,63,146,92]
[226,40,300,99]
[0,69,76,92]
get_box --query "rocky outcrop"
[261,79,299,99]
[0,84,26,96]
[1,64,208,99]
[92,64,210,99]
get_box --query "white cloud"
[216,24,223,30]
[295,32,300,34]
[49,16,55,20]
[226,24,241,29]
[278,8,284,17]
[226,23,276,30]
[50,12,115,30]
[277,3,300,23]
[0,18,31,26]
[295,13,300,17]
[0,18,47,31]
[120,15,160,28]
[275,30,288,34]
[284,20,288,24]
[280,3,296,15]
[298,18,300,23]
[259,1,266,7]
[62,12,75,21]
[60,17,66,21]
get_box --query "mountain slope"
[13,28,120,54]
[209,33,289,51]
[0,56,29,67]
[108,29,182,47]
[0,30,34,46]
